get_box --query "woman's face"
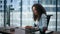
[32,7,38,15]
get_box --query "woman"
[25,4,47,34]
[32,4,47,34]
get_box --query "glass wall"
[57,0,60,31]
[0,0,60,31]
[0,0,4,27]
[22,0,39,27]
[0,12,4,27]
[10,0,21,27]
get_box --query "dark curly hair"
[32,4,46,21]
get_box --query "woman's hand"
[43,27,47,32]
[25,26,33,29]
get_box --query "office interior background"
[0,0,60,31]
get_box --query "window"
[22,0,39,27]
[57,0,60,31]
[45,7,56,11]
[58,7,60,12]
[10,5,13,8]
[0,1,2,3]
[10,0,20,27]
[0,5,2,8]
[0,0,59,31]
[58,0,60,5]
[0,11,4,27]
[11,0,13,2]
[0,10,2,12]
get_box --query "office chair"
[45,15,53,34]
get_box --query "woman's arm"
[38,14,47,32]
[42,14,47,32]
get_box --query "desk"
[22,28,60,34]
[0,27,60,34]
[0,28,15,34]
[52,31,60,34]
[0,30,11,34]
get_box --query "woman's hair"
[32,4,46,21]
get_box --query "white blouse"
[34,14,47,31]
